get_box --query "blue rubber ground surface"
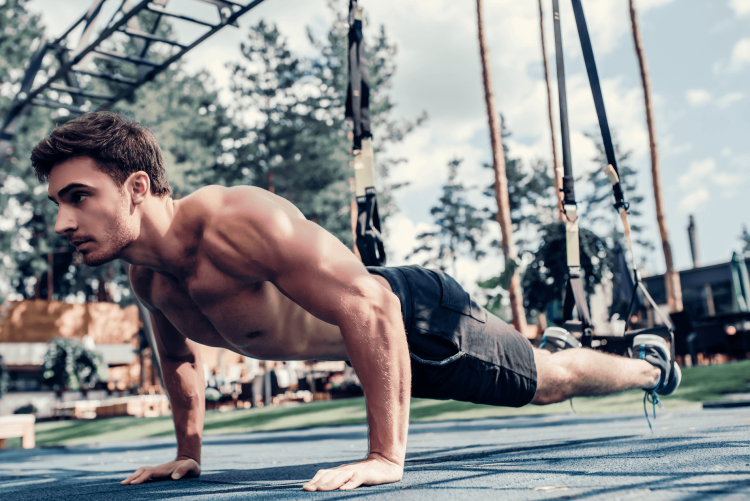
[1,408,749,500]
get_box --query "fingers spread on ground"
[121,468,145,485]
[303,468,328,489]
[339,473,363,491]
[131,469,154,484]
[316,471,352,491]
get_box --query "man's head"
[32,111,172,266]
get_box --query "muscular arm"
[207,186,411,490]
[122,267,205,485]
[151,309,206,464]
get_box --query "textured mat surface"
[1,408,749,500]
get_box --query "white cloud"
[713,172,742,186]
[729,0,750,16]
[716,91,745,108]
[679,188,710,212]
[678,158,715,188]
[638,0,678,10]
[728,38,750,72]
[685,89,712,107]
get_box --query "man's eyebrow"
[48,183,93,203]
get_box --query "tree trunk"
[538,0,564,222]
[475,0,527,334]
[629,0,682,312]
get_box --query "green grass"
[5,360,749,449]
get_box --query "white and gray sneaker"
[540,327,582,353]
[632,334,682,396]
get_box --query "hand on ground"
[121,458,201,485]
[302,453,403,491]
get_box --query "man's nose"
[54,207,76,235]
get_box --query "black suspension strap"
[570,0,628,214]
[551,0,592,339]
[345,0,385,266]
[570,2,675,396]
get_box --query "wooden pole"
[629,0,682,312]
[538,0,564,222]
[476,0,527,334]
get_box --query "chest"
[151,259,280,347]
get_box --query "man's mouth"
[71,239,91,247]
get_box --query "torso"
[132,185,392,362]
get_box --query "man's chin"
[81,251,118,267]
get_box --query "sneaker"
[632,334,681,396]
[540,327,582,353]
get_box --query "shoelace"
[643,390,663,433]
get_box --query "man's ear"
[129,171,151,205]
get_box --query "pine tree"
[407,159,487,277]
[483,118,556,253]
[0,4,231,305]
[478,117,556,319]
[191,4,423,246]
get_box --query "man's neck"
[121,196,190,278]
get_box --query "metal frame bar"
[1,0,267,168]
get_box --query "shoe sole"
[658,362,681,396]
[632,334,681,395]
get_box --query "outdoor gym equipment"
[550,0,675,369]
[0,0,267,169]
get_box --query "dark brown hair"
[31,111,171,197]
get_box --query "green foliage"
[740,225,750,256]
[41,338,107,394]
[408,159,487,275]
[189,4,422,245]
[479,117,556,319]
[0,354,9,397]
[478,257,518,292]
[483,116,557,252]
[14,403,37,414]
[0,3,230,305]
[521,222,612,319]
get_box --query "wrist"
[176,454,200,464]
[367,451,404,468]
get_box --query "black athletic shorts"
[367,265,537,408]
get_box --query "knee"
[531,349,574,405]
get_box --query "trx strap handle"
[552,0,592,332]
[346,1,385,266]
[570,0,628,213]
[354,139,386,266]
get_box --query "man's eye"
[72,194,88,203]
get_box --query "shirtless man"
[32,111,680,492]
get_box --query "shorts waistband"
[366,266,413,330]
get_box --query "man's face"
[48,157,137,267]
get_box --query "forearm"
[160,355,205,463]
[342,297,410,465]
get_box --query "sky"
[28,0,750,292]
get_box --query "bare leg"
[531,347,660,405]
